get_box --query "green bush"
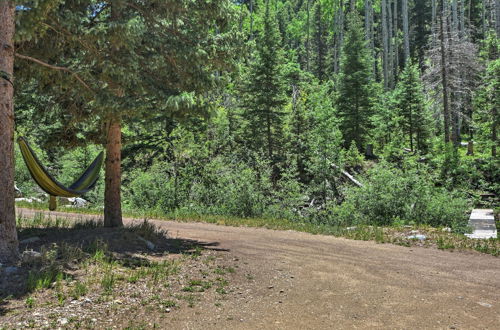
[330,161,470,231]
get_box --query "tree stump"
[467,141,474,155]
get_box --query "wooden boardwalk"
[465,209,497,239]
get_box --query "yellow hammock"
[18,137,104,210]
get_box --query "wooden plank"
[465,209,497,239]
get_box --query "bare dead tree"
[423,1,482,145]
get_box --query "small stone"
[407,234,426,241]
[442,227,452,232]
[268,286,274,289]
[138,237,155,251]
[21,250,42,264]
[478,302,492,308]
[165,308,171,313]
[91,318,97,322]
[60,318,68,325]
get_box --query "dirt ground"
[6,208,500,329]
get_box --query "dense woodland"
[0,0,498,262]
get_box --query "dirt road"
[17,208,500,329]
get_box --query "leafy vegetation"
[1,0,499,263]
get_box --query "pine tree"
[240,1,287,174]
[0,0,18,263]
[14,0,238,227]
[336,12,374,151]
[395,62,430,152]
[312,2,327,81]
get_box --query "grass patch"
[16,203,499,257]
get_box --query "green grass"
[16,202,499,256]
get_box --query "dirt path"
[16,208,500,329]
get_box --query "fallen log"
[330,163,364,188]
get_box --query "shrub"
[330,161,469,230]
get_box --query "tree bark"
[365,0,375,75]
[496,0,500,37]
[394,0,399,79]
[440,0,451,144]
[403,0,410,63]
[0,0,19,264]
[483,0,487,36]
[382,0,389,89]
[104,116,123,227]
[306,0,311,72]
[250,0,254,39]
[493,94,498,157]
[334,0,345,75]
[388,0,394,88]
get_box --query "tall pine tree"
[336,12,374,151]
[395,62,430,152]
[240,1,287,176]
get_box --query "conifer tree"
[14,0,238,227]
[0,0,18,263]
[312,2,327,81]
[395,62,430,152]
[240,1,286,175]
[336,12,374,151]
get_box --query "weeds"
[71,281,88,299]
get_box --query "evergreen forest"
[1,0,499,263]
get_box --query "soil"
[3,208,500,329]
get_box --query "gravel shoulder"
[12,208,500,329]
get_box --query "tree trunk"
[306,0,311,72]
[365,0,375,75]
[104,116,123,227]
[496,0,500,37]
[388,0,394,88]
[382,0,389,89]
[440,0,451,143]
[394,0,399,79]
[403,0,410,63]
[459,0,466,38]
[483,0,487,36]
[0,0,19,264]
[493,96,498,157]
[334,0,345,75]
[250,0,254,39]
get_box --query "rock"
[63,197,89,208]
[478,302,492,308]
[20,236,40,244]
[14,184,22,198]
[442,227,452,232]
[138,237,155,251]
[21,250,42,264]
[59,318,68,325]
[165,308,171,313]
[407,234,426,241]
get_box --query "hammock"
[17,137,104,210]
